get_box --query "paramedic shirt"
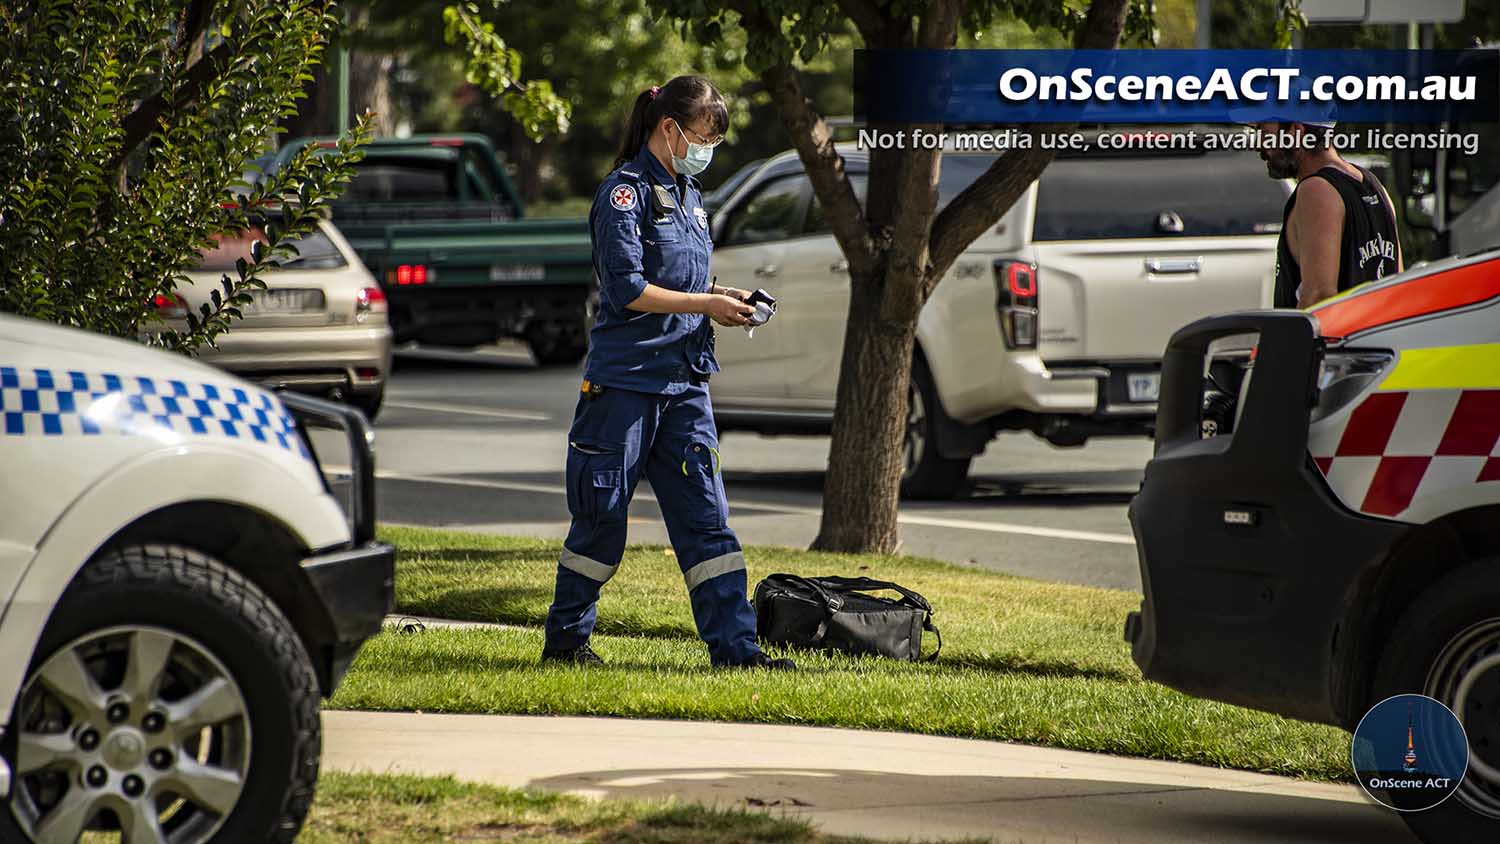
[1274,165,1400,309]
[584,145,717,395]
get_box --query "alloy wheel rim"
[1424,618,1500,819]
[903,382,926,479]
[11,625,252,844]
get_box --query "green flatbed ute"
[261,134,594,364]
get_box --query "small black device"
[744,288,777,329]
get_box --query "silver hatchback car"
[160,217,394,418]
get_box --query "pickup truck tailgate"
[1024,149,1289,364]
[1035,236,1277,362]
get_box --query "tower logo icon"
[1402,702,1418,774]
[1353,693,1467,812]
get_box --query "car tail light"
[386,264,432,286]
[356,286,387,322]
[994,259,1038,350]
[152,293,188,319]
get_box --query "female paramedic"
[541,75,795,671]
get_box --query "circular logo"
[610,184,637,211]
[1352,693,1468,812]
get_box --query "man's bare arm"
[1290,178,1345,309]
[1375,180,1404,272]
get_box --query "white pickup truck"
[707,135,1290,496]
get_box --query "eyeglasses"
[674,121,726,149]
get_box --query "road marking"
[383,400,550,421]
[363,469,1136,546]
[893,513,1136,546]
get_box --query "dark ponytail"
[612,75,729,171]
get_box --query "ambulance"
[0,314,393,843]
[1126,246,1500,842]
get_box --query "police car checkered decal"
[1309,388,1500,518]
[0,366,310,459]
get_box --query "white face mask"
[667,121,714,176]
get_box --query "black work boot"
[541,643,604,666]
[727,651,797,671]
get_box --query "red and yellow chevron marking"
[1310,340,1500,518]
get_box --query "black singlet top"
[1274,165,1400,309]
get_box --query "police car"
[0,314,394,843]
[1126,247,1500,842]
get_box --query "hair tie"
[649,86,661,100]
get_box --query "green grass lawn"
[330,526,1351,781]
[302,772,960,843]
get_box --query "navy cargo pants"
[543,382,762,666]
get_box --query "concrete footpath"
[322,711,1417,843]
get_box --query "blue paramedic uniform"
[543,145,762,666]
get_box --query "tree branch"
[925,0,1130,290]
[915,0,962,50]
[1072,0,1132,50]
[835,0,887,44]
[113,41,232,172]
[180,0,216,54]
[759,60,879,279]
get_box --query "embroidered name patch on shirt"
[694,206,708,229]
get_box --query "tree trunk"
[811,270,919,553]
[350,50,395,136]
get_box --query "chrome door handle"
[1145,257,1202,274]
[754,264,780,278]
[829,259,849,274]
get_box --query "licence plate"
[490,263,546,282]
[244,288,324,314]
[1127,372,1160,403]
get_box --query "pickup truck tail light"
[152,293,189,319]
[356,287,387,322]
[994,259,1038,350]
[386,264,433,286]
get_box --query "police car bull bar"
[1152,309,1322,457]
[1127,309,1406,726]
[279,391,378,545]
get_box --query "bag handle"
[922,617,942,662]
[764,573,845,611]
[761,573,842,647]
[809,575,933,615]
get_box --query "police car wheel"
[1372,558,1500,843]
[901,361,971,500]
[0,545,321,844]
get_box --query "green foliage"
[441,2,571,140]
[1274,0,1306,49]
[0,0,370,354]
[349,0,758,198]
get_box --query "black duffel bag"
[752,574,941,662]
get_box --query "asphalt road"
[360,344,1153,592]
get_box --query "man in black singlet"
[1255,121,1402,309]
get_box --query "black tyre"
[349,385,385,421]
[1,545,321,844]
[528,329,589,367]
[901,361,972,500]
[1372,559,1500,843]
